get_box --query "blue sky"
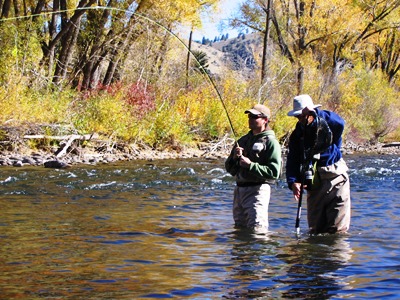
[191,0,244,41]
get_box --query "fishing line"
[0,5,238,140]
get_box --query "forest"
[0,0,399,152]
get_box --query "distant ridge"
[191,32,262,77]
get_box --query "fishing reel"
[304,154,319,190]
[304,165,314,190]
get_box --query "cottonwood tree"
[0,0,221,90]
[372,29,400,84]
[230,0,400,93]
[353,1,400,84]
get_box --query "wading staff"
[295,159,312,236]
[295,167,305,235]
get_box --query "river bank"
[0,140,229,168]
[1,138,399,168]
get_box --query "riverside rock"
[44,160,71,169]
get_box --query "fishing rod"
[0,5,238,141]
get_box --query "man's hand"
[234,146,244,159]
[234,146,251,168]
[239,155,251,168]
[291,182,305,201]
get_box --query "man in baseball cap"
[245,104,271,119]
[225,103,281,233]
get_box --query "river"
[0,154,399,299]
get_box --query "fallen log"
[382,142,400,148]
[23,133,100,158]
[55,135,80,158]
[23,133,99,140]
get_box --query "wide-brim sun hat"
[287,94,322,117]
[245,104,271,119]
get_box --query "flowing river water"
[1,154,399,299]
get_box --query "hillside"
[191,32,262,77]
[190,42,228,76]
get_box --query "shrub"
[339,68,400,142]
[0,78,72,125]
[125,82,156,119]
[138,100,194,149]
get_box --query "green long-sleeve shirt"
[225,130,282,184]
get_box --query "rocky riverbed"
[0,139,234,168]
[1,140,399,168]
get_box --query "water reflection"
[224,231,353,299]
[225,230,280,298]
[276,234,353,299]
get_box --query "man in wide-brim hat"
[286,94,351,234]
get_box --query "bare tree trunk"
[91,48,110,87]
[297,65,304,94]
[55,0,76,83]
[40,0,98,70]
[32,0,46,15]
[12,0,19,17]
[296,0,306,93]
[53,17,82,85]
[82,42,108,89]
[22,0,26,15]
[103,56,119,86]
[103,26,135,86]
[81,59,95,90]
[152,29,170,76]
[261,0,272,84]
[62,18,81,80]
[270,10,294,63]
[103,41,121,86]
[80,1,117,89]
[42,0,60,77]
[384,31,400,83]
[1,0,11,18]
[186,29,193,88]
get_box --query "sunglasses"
[248,114,264,119]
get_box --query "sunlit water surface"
[1,154,399,299]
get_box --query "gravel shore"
[1,140,399,168]
[0,142,232,168]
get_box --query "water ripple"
[0,155,399,299]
